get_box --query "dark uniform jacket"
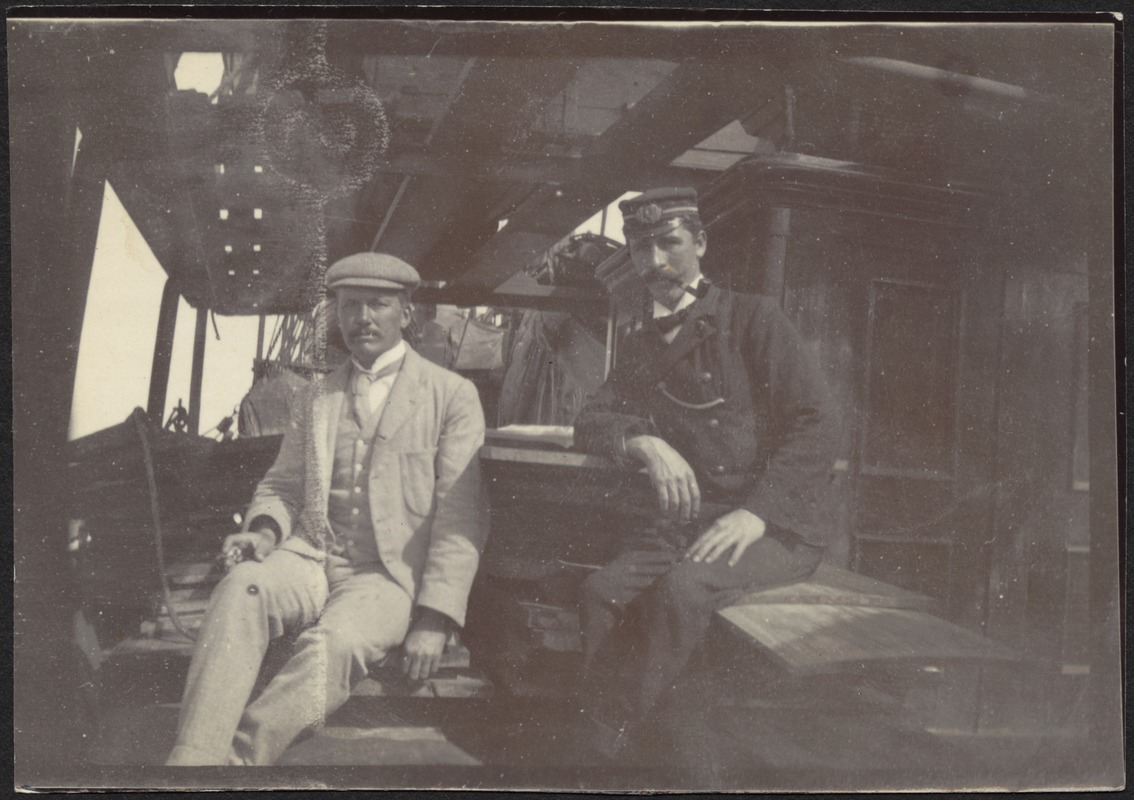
[574,284,838,546]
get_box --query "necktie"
[352,359,402,424]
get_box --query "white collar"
[652,274,703,319]
[352,339,407,377]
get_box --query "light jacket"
[244,346,490,626]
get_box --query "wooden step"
[716,603,1021,675]
[278,724,482,766]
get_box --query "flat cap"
[620,187,701,235]
[325,252,421,292]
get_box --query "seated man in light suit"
[167,253,490,766]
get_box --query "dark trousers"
[580,525,823,717]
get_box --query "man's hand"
[685,509,766,566]
[402,607,450,681]
[220,528,277,565]
[625,434,701,522]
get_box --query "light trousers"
[166,548,412,766]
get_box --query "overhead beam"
[11,20,1106,108]
[496,57,786,236]
[8,19,800,60]
[370,57,476,251]
[374,57,584,276]
[362,150,717,188]
[451,57,786,290]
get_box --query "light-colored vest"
[326,389,384,565]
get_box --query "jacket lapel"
[630,284,723,387]
[315,363,350,495]
[665,284,720,357]
[375,347,425,442]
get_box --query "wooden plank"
[163,585,214,605]
[351,674,493,700]
[374,643,472,671]
[734,582,934,610]
[734,563,938,612]
[166,561,223,587]
[355,640,492,698]
[158,596,210,616]
[278,724,482,766]
[480,444,617,471]
[140,610,205,640]
[106,637,195,658]
[484,425,574,450]
[717,603,1020,675]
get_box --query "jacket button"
[697,371,713,384]
[711,465,726,475]
[707,418,720,429]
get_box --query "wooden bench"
[716,562,1020,676]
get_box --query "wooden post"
[603,300,617,379]
[256,313,266,362]
[759,207,790,303]
[10,27,108,778]
[188,305,209,435]
[147,279,180,422]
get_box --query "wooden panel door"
[776,207,996,625]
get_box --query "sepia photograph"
[10,8,1124,791]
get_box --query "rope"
[131,408,197,642]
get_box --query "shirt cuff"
[247,515,282,545]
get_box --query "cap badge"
[635,203,664,225]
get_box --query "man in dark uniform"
[573,188,838,748]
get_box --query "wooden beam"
[483,57,785,238]
[370,58,476,251]
[147,279,181,421]
[6,19,782,60]
[414,283,606,314]
[187,306,208,435]
[449,58,784,289]
[375,57,584,274]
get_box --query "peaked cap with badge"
[620,187,703,237]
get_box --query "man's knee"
[222,550,323,596]
[217,559,284,602]
[582,567,620,605]
[654,563,713,611]
[302,622,386,672]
